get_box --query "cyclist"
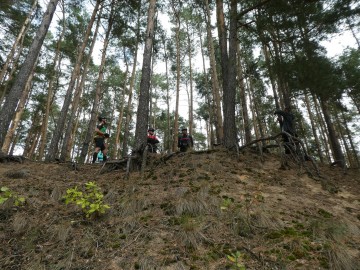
[92,116,109,163]
[147,127,159,153]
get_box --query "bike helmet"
[148,127,155,132]
[98,116,106,122]
[181,127,187,131]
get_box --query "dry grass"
[12,213,29,235]
[327,242,359,270]
[1,149,359,270]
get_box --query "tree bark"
[319,98,345,168]
[113,52,129,159]
[170,0,181,152]
[217,0,237,149]
[0,0,59,150]
[1,69,35,154]
[134,0,156,152]
[0,0,38,84]
[38,4,66,160]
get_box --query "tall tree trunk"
[312,93,331,163]
[60,4,104,161]
[334,114,351,167]
[1,70,34,154]
[9,131,20,156]
[268,31,287,108]
[23,109,42,158]
[47,0,101,161]
[347,91,360,114]
[319,98,345,168]
[262,44,280,110]
[340,110,360,168]
[123,35,140,156]
[0,0,59,151]
[38,3,66,160]
[113,53,129,159]
[171,0,181,152]
[185,21,194,135]
[198,23,214,148]
[161,34,171,151]
[246,79,260,141]
[134,0,156,151]
[217,0,237,149]
[237,44,251,144]
[0,23,28,107]
[304,91,323,163]
[0,0,38,84]
[346,17,360,49]
[204,0,223,143]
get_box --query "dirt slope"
[0,150,359,270]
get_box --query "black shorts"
[94,137,105,151]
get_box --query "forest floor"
[0,148,359,270]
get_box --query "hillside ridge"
[0,150,359,269]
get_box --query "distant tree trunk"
[23,108,42,158]
[59,4,104,162]
[237,44,251,144]
[334,114,351,167]
[204,0,223,144]
[319,98,345,168]
[9,131,20,156]
[304,91,323,163]
[268,30,287,107]
[47,0,101,161]
[123,40,140,156]
[161,34,171,151]
[171,0,181,152]
[198,24,214,148]
[113,52,129,159]
[0,0,59,151]
[185,21,194,135]
[134,0,156,152]
[312,93,331,163]
[346,17,360,49]
[28,131,41,159]
[68,108,81,159]
[0,0,38,84]
[262,44,280,110]
[38,5,66,160]
[247,79,260,141]
[347,91,360,115]
[340,110,360,168]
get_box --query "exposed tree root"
[0,154,26,163]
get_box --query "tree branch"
[238,0,273,18]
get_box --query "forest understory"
[0,149,359,270]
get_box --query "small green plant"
[226,250,246,270]
[0,186,25,206]
[63,181,110,218]
[221,196,234,210]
